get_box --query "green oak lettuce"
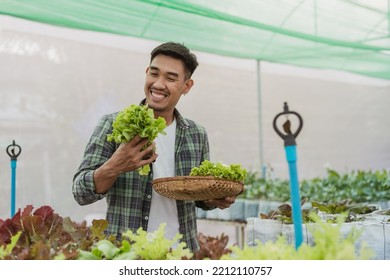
[107,104,166,175]
[190,160,248,182]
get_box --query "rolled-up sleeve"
[72,114,117,205]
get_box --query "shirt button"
[144,216,149,220]
[147,195,151,199]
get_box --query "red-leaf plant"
[0,205,234,260]
[193,232,232,260]
[0,205,109,260]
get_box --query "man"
[72,42,236,252]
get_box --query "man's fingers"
[127,135,149,148]
[141,142,156,160]
[225,196,236,204]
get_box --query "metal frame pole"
[256,59,266,178]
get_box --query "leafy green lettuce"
[107,104,167,175]
[190,160,248,182]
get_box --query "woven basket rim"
[152,175,243,184]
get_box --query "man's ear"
[145,66,150,74]
[183,79,194,95]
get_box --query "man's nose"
[153,76,166,88]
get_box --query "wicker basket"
[152,176,244,201]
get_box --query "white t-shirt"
[148,118,179,240]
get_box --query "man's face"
[144,54,193,120]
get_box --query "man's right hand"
[111,135,157,173]
[93,135,158,194]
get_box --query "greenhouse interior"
[1,0,390,261]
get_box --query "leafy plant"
[0,205,99,260]
[106,104,167,175]
[242,168,390,204]
[1,204,379,260]
[190,160,248,182]
[121,223,192,260]
[78,239,135,260]
[311,200,349,214]
[78,223,192,260]
[311,200,378,215]
[222,214,375,260]
[300,169,390,203]
[0,206,192,260]
[192,233,232,260]
[311,200,379,222]
[260,199,318,224]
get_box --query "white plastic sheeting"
[1,16,390,222]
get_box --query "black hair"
[150,42,199,79]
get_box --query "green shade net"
[1,0,390,80]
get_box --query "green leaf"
[0,231,21,259]
[138,165,150,176]
[121,223,192,260]
[94,240,120,259]
[77,250,101,260]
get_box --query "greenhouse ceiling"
[1,0,390,80]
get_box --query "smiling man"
[72,42,237,253]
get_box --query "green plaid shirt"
[72,106,210,252]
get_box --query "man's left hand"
[204,196,237,210]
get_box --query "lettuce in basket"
[189,160,248,182]
[107,104,166,175]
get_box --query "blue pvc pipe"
[11,159,16,217]
[285,145,303,249]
